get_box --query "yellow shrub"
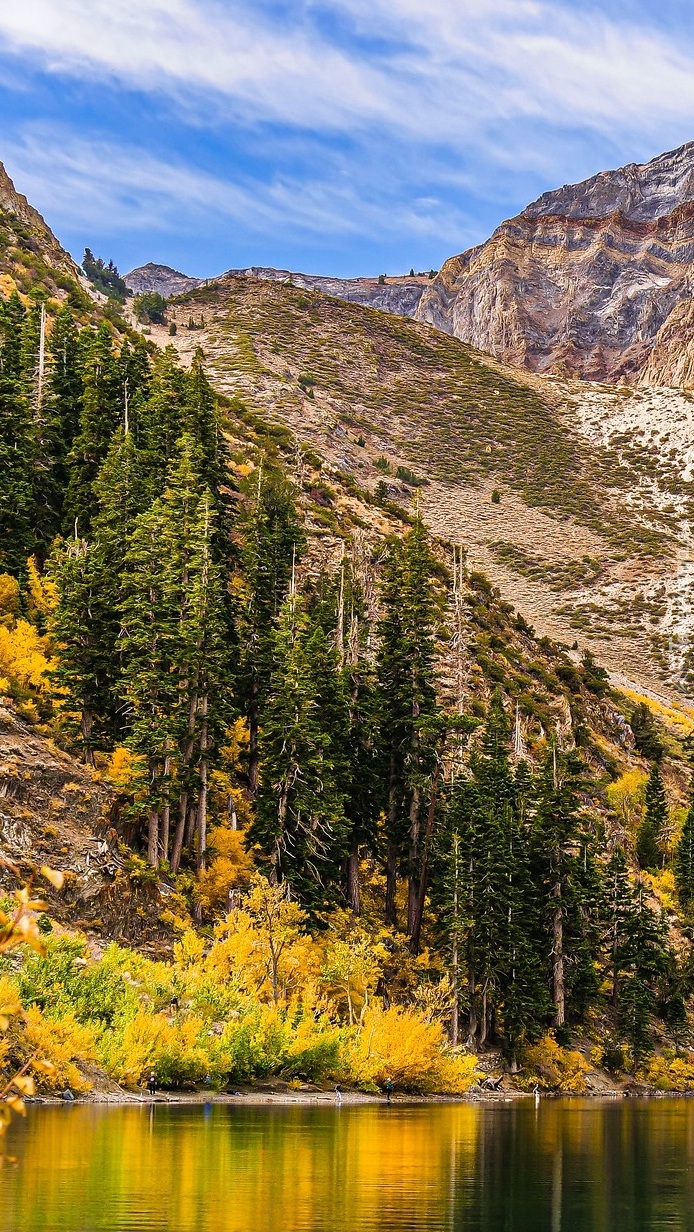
[102,1010,213,1088]
[197,826,255,913]
[522,1035,591,1092]
[639,1054,694,1092]
[25,556,57,626]
[103,746,144,793]
[0,619,53,691]
[0,574,20,628]
[345,1004,479,1093]
[606,769,647,830]
[21,1006,96,1092]
[644,868,677,913]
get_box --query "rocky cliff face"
[125,263,205,298]
[0,160,82,283]
[126,262,427,318]
[416,143,694,383]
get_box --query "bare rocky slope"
[126,262,427,318]
[416,142,694,385]
[158,274,694,706]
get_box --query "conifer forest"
[3,285,694,1107]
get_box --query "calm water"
[3,1099,694,1231]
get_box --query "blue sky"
[2,1,694,278]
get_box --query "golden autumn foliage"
[0,574,20,628]
[638,1053,694,1091]
[196,826,255,913]
[0,618,53,694]
[25,556,57,628]
[606,769,647,831]
[522,1035,591,1092]
[1,874,479,1097]
[346,1005,479,1093]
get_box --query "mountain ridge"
[416,141,694,384]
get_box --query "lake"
[3,1098,694,1231]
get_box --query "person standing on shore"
[335,1085,342,1105]
[147,1072,157,1097]
[385,1079,393,1104]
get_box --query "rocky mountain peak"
[525,141,694,223]
[416,141,694,383]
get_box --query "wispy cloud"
[2,124,475,248]
[2,0,694,146]
[2,1,694,272]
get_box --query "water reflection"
[3,1099,694,1231]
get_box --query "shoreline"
[29,1083,689,1108]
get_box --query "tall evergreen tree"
[376,517,440,932]
[238,466,304,795]
[251,592,348,912]
[0,292,34,574]
[64,324,118,534]
[636,761,667,871]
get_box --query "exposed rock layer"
[416,143,694,384]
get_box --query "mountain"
[162,273,694,704]
[125,262,428,317]
[416,142,694,384]
[0,160,86,297]
[124,262,204,297]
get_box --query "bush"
[639,1054,694,1091]
[491,489,501,504]
[133,291,167,325]
[344,1005,479,1093]
[522,1035,590,1092]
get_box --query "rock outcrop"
[0,160,82,282]
[125,262,205,298]
[416,143,694,383]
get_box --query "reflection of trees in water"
[5,1102,694,1231]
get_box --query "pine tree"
[376,517,440,933]
[251,593,348,913]
[531,746,599,1028]
[64,325,118,534]
[630,703,664,761]
[119,438,230,869]
[238,466,304,795]
[0,292,34,574]
[636,762,666,871]
[48,305,83,501]
[675,736,694,910]
[49,535,114,762]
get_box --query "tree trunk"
[480,985,488,1047]
[409,760,442,955]
[346,839,361,914]
[81,708,94,766]
[147,806,159,869]
[385,841,398,926]
[467,956,478,1046]
[451,934,459,1048]
[248,683,260,797]
[196,695,209,873]
[159,750,171,865]
[171,790,188,875]
[171,691,198,873]
[552,880,565,1028]
[385,759,399,925]
[407,786,422,936]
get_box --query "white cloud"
[3,0,694,148]
[1,125,475,249]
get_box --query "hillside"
[416,142,694,385]
[0,162,87,303]
[126,262,428,318]
[158,274,694,704]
